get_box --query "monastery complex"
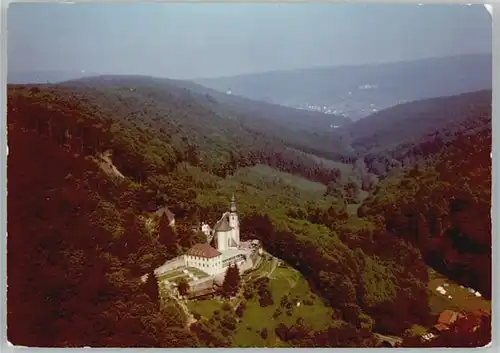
[155,194,262,296]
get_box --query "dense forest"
[6,77,491,347]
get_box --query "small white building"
[201,222,211,237]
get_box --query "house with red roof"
[430,310,464,334]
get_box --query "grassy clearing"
[231,164,327,195]
[170,275,191,285]
[345,190,370,216]
[244,254,274,281]
[346,203,360,216]
[232,265,337,347]
[186,267,210,278]
[408,324,428,337]
[158,267,209,284]
[187,299,223,319]
[285,147,355,178]
[158,270,185,281]
[185,258,341,347]
[427,268,490,315]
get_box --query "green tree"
[222,264,241,297]
[177,278,190,297]
[158,215,179,257]
[143,272,160,307]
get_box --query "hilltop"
[339,90,491,154]
[337,90,492,176]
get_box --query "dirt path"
[267,257,278,278]
[98,150,126,179]
[161,281,196,327]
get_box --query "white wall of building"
[154,256,185,275]
[229,211,240,246]
[184,254,223,276]
[217,230,229,251]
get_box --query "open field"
[232,264,339,347]
[285,147,355,178]
[188,257,338,347]
[187,299,223,319]
[243,254,275,281]
[231,164,327,195]
[427,268,490,315]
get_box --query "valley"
[5,2,494,348]
[196,53,491,121]
[6,71,492,347]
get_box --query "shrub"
[260,328,268,339]
[235,302,246,317]
[221,315,237,331]
[280,295,289,308]
[275,323,289,341]
[243,287,254,300]
[222,302,232,312]
[273,308,282,319]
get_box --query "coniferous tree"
[144,272,160,308]
[177,278,190,297]
[158,215,179,258]
[222,264,241,297]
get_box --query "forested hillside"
[7,78,491,347]
[353,89,492,301]
[7,118,199,347]
[196,54,491,120]
[339,90,491,153]
[358,114,492,298]
[345,90,492,177]
[62,76,352,161]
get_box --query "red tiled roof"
[438,310,459,325]
[433,323,450,332]
[186,243,221,258]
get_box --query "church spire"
[231,193,237,212]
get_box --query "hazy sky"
[7,3,491,79]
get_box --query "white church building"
[182,194,248,276]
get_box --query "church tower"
[229,193,240,247]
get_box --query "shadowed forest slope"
[339,90,491,154]
[344,90,492,177]
[358,102,491,298]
